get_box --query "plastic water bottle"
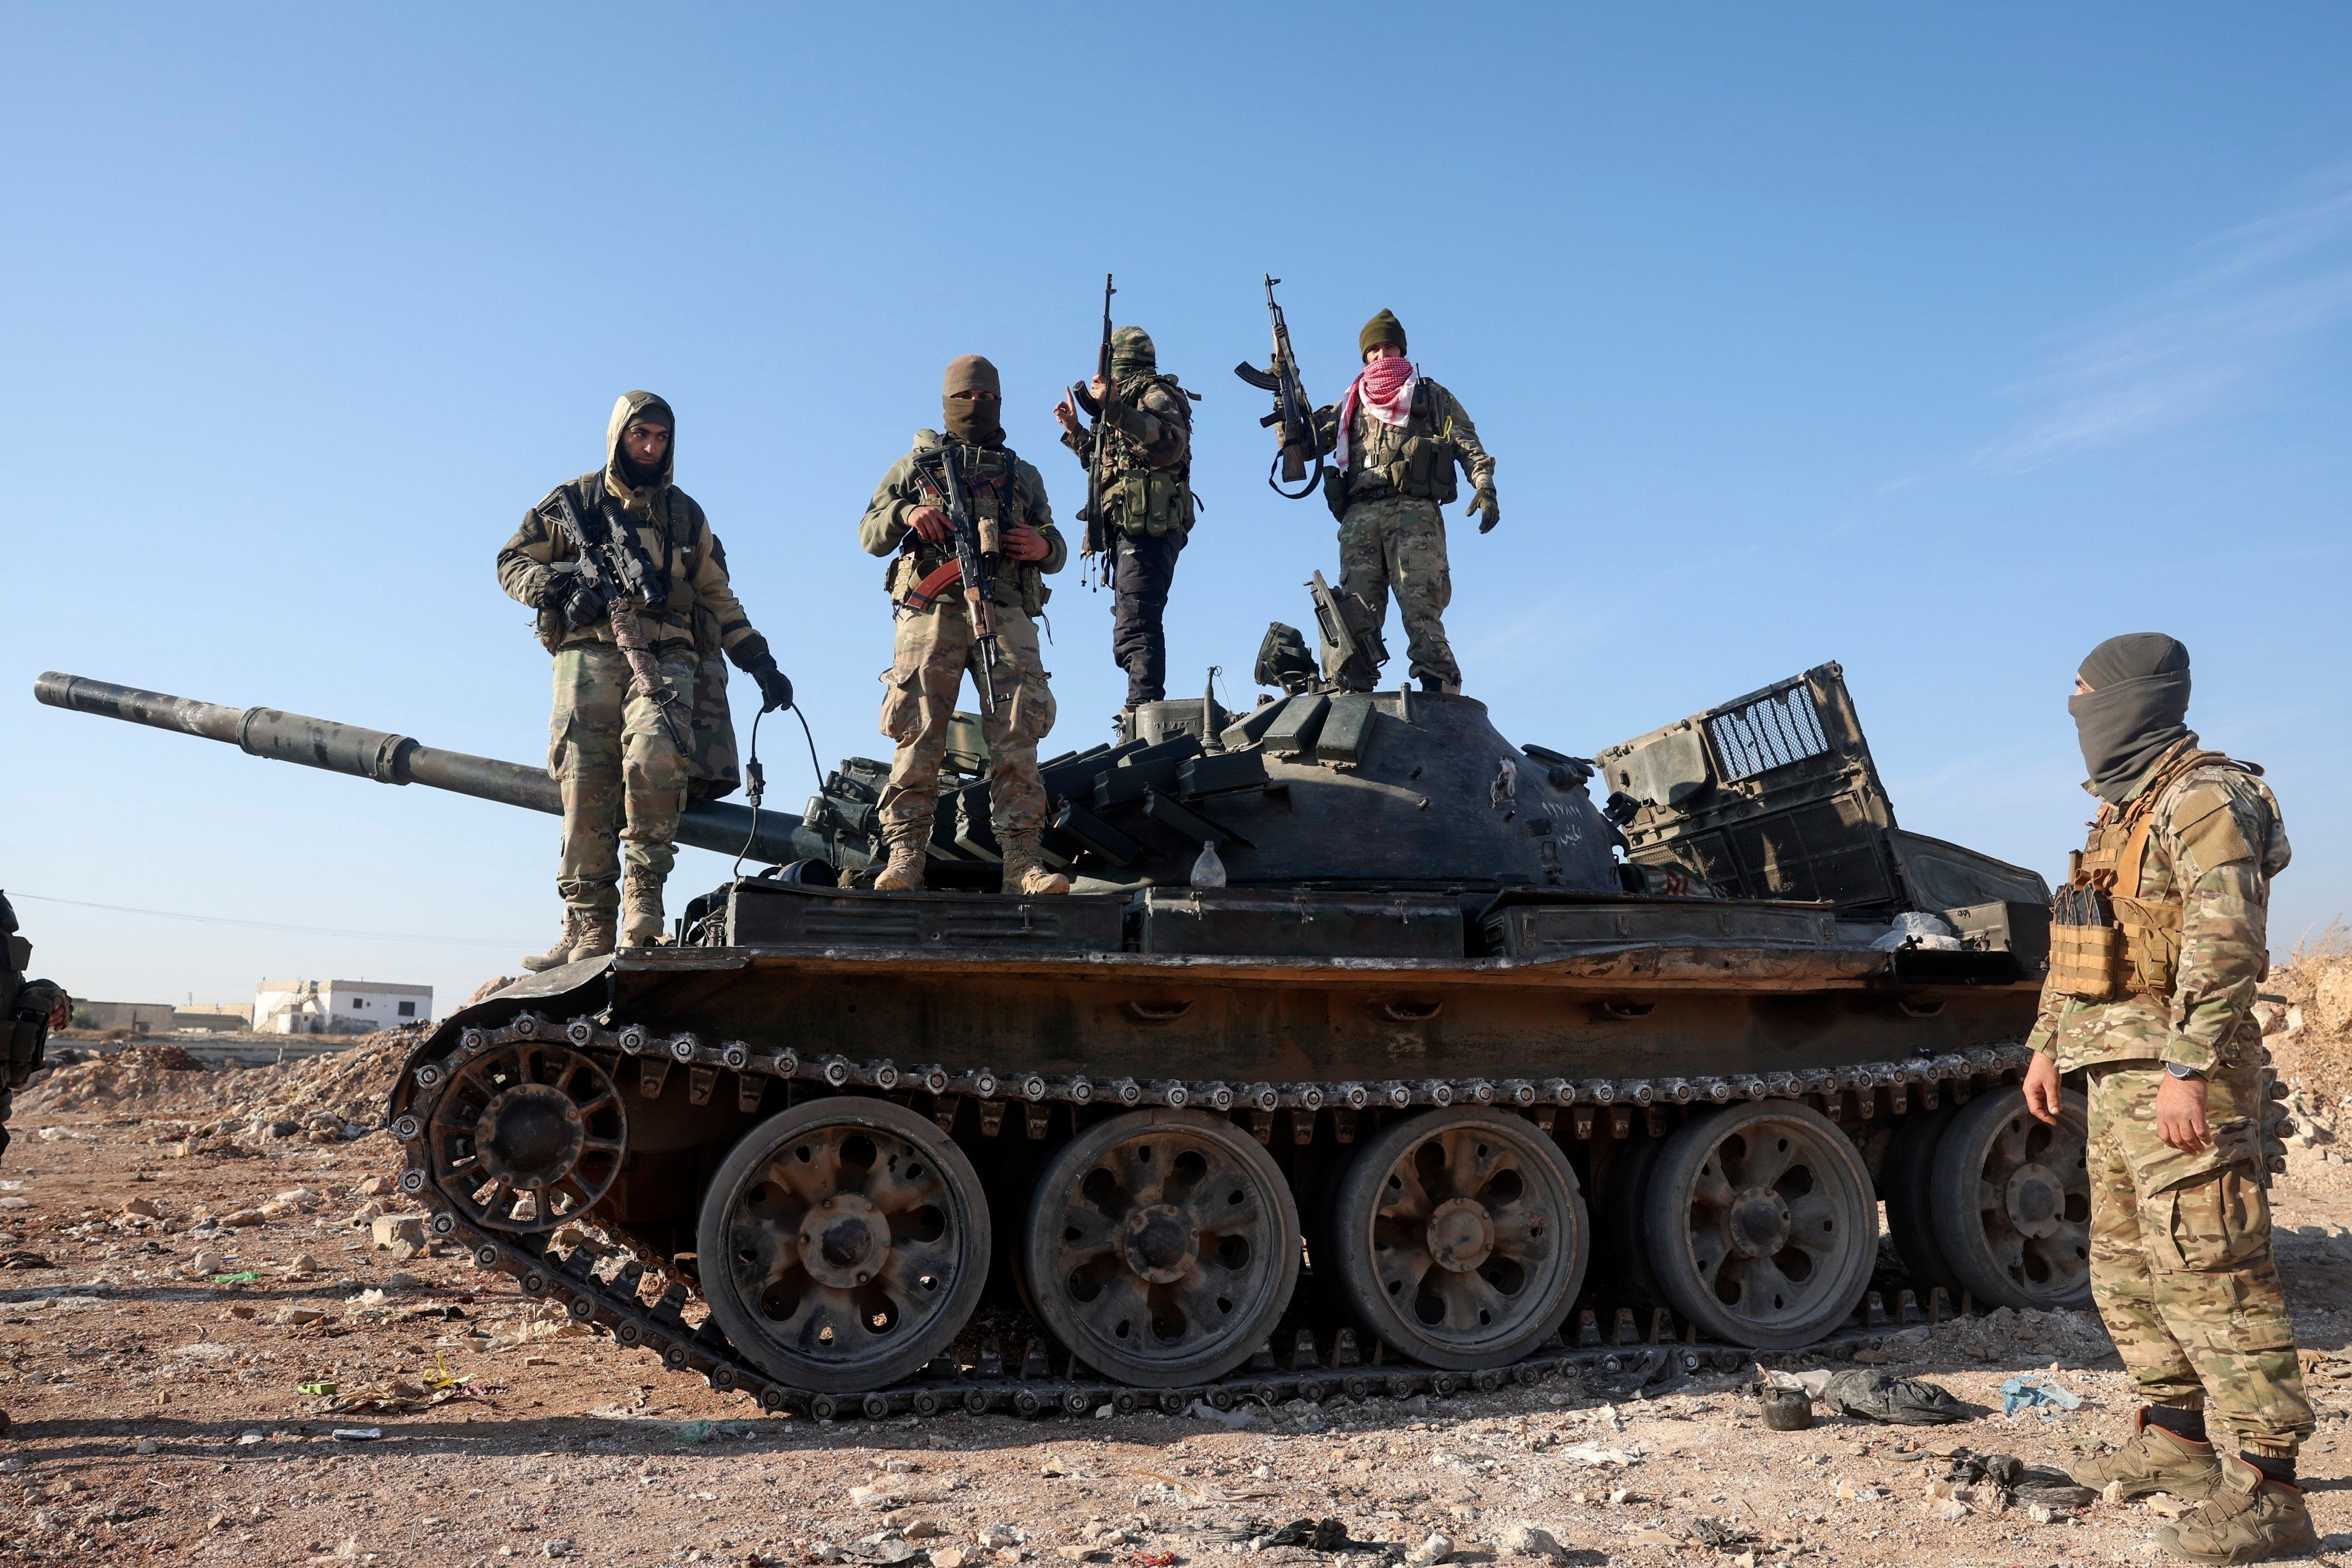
[1191,840,1227,889]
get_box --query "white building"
[254,979,433,1036]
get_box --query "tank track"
[391,1010,2038,1422]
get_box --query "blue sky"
[4,5,2346,1014]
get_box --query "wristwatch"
[2165,1061,2206,1081]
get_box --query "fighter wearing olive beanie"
[1359,309,1407,359]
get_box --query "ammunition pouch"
[1384,435,1459,504]
[1322,466,1351,522]
[2048,744,2226,1003]
[2047,898,2183,1003]
[1106,466,1190,539]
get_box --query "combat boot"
[2070,1409,2224,1503]
[522,909,585,972]
[2156,1453,2317,1564]
[620,870,666,948]
[1000,840,1071,897]
[571,910,617,964]
[873,836,928,893]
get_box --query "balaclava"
[1110,326,1156,380]
[2069,632,2194,804]
[943,354,1004,445]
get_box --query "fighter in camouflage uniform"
[2021,634,2315,1564]
[1052,325,1197,717]
[860,354,1070,898]
[497,393,794,968]
[1310,310,1497,693]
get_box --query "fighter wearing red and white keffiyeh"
[1309,309,1499,695]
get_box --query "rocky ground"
[6,952,2352,1567]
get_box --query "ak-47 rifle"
[929,446,1004,716]
[540,486,688,754]
[1234,274,1325,500]
[1069,272,1117,587]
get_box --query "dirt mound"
[2267,930,2352,1109]
[22,1024,426,1124]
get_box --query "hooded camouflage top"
[496,391,760,658]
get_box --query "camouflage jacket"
[496,476,757,658]
[1312,377,1496,504]
[1059,376,1191,476]
[860,432,1066,615]
[2027,739,2291,1074]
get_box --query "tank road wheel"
[1880,1102,1965,1301]
[1023,1110,1299,1388]
[696,1098,991,1393]
[427,1040,625,1233]
[1643,1101,1875,1350]
[1328,1108,1589,1370]
[1928,1086,2092,1311]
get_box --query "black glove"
[544,572,608,628]
[1467,486,1501,534]
[729,634,795,713]
[751,660,793,714]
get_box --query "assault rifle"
[540,486,688,754]
[1234,274,1325,500]
[930,446,1004,716]
[1068,272,1117,587]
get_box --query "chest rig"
[889,443,1048,616]
[2048,746,2232,1003]
[1099,376,1196,540]
[1349,382,1459,503]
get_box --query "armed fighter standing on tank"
[497,392,795,969]
[1311,310,1497,694]
[862,354,1071,896]
[1055,321,1198,728]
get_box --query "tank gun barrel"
[33,672,847,868]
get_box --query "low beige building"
[72,1001,176,1034]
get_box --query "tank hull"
[386,897,2050,1418]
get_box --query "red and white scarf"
[1335,357,1418,470]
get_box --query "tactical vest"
[1098,374,1196,540]
[1349,381,1460,504]
[2047,746,2253,1003]
[889,441,1052,617]
[531,473,706,654]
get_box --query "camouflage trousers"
[548,643,700,916]
[875,602,1056,849]
[1336,495,1459,690]
[2085,1061,2312,1455]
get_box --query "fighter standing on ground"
[0,890,69,1438]
[861,355,1071,897]
[496,393,794,970]
[1311,310,1497,694]
[2021,633,2315,1565]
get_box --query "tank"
[38,631,2204,1422]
